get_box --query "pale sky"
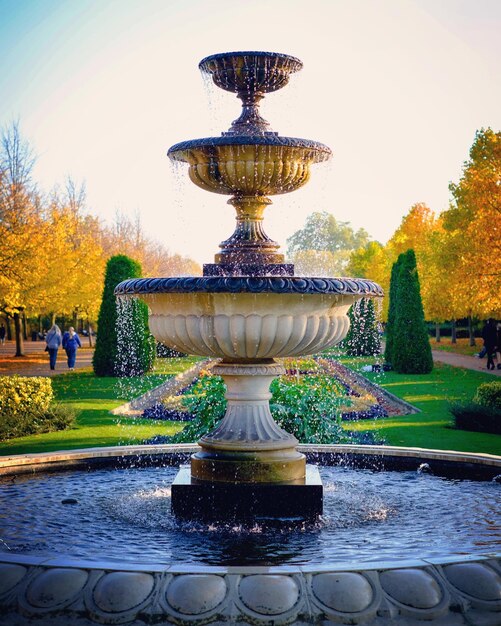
[1,0,500,267]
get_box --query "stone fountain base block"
[203,262,294,277]
[171,464,323,523]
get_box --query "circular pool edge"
[1,444,500,625]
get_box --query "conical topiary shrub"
[384,256,402,365]
[345,298,381,356]
[93,255,155,377]
[392,249,433,374]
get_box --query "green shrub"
[345,298,381,357]
[392,249,433,374]
[0,376,76,440]
[171,373,349,445]
[450,401,500,435]
[0,376,53,418]
[93,255,155,377]
[384,257,401,364]
[474,381,501,410]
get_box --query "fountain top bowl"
[199,50,303,95]
[114,276,384,297]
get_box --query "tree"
[286,211,370,275]
[392,250,433,374]
[0,122,44,356]
[383,256,402,365]
[93,255,155,376]
[345,298,381,356]
[444,128,501,319]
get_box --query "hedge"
[0,376,75,440]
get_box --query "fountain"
[115,50,382,523]
[0,52,499,625]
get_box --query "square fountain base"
[171,464,323,523]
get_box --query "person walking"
[481,318,498,371]
[45,324,62,370]
[62,326,82,370]
[0,323,6,345]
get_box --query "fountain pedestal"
[171,464,323,523]
[171,361,323,522]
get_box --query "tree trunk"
[22,313,28,341]
[14,312,25,357]
[38,315,42,333]
[468,316,476,346]
[451,319,457,344]
[435,322,441,342]
[72,309,78,329]
[87,322,93,347]
[51,312,56,326]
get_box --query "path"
[432,350,501,377]
[0,339,94,377]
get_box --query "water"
[0,465,499,566]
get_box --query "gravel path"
[0,340,94,377]
[432,349,501,377]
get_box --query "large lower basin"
[115,276,383,359]
[0,445,499,626]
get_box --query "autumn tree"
[444,128,501,321]
[0,122,44,356]
[102,211,201,278]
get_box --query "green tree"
[286,211,370,275]
[93,255,155,376]
[345,298,381,357]
[383,257,402,365]
[392,250,433,374]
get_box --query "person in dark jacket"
[62,326,82,370]
[45,324,62,370]
[481,318,497,370]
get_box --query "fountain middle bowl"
[167,135,332,196]
[115,276,383,359]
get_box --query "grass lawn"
[1,353,500,457]
[429,337,481,357]
[0,357,201,456]
[342,357,501,455]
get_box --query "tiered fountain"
[0,52,499,626]
[116,51,382,522]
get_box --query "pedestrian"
[0,323,5,345]
[45,324,62,370]
[62,326,82,370]
[481,318,497,371]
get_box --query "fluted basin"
[168,136,331,196]
[199,50,303,95]
[115,276,383,360]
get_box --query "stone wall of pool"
[0,444,499,625]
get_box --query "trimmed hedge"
[93,255,155,377]
[0,376,75,440]
[450,402,500,435]
[392,250,433,374]
[345,297,381,357]
[474,381,501,410]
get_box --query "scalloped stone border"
[0,445,500,625]
[114,275,384,297]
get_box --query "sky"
[1,0,501,267]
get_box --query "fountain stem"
[215,195,284,265]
